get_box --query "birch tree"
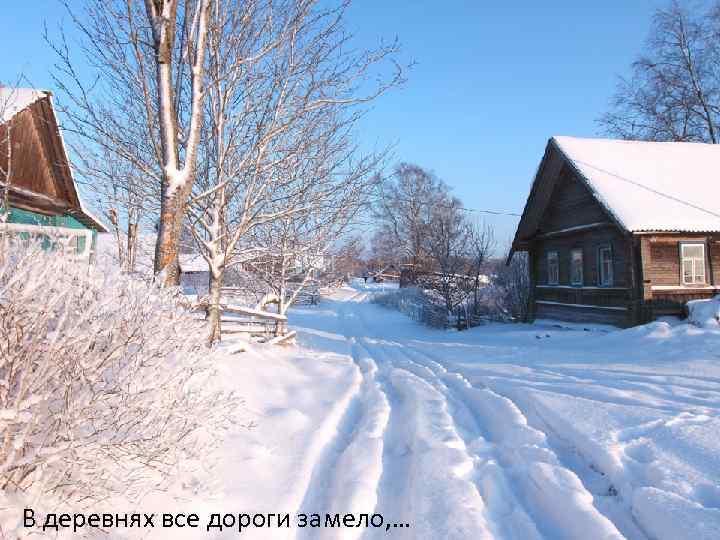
[374,163,452,270]
[0,86,14,224]
[51,0,213,283]
[144,0,212,284]
[185,0,401,341]
[600,1,720,142]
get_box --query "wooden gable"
[511,138,626,256]
[0,96,81,216]
[535,164,613,235]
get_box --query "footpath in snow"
[78,280,720,540]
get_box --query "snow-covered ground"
[191,280,720,539]
[10,280,720,539]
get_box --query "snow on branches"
[0,246,237,505]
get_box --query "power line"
[574,159,720,220]
[374,194,521,217]
[461,207,521,217]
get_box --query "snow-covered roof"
[179,253,209,273]
[553,136,720,233]
[0,87,47,123]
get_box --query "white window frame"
[680,242,706,286]
[598,245,613,287]
[547,251,559,285]
[570,248,583,286]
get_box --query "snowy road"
[289,287,626,540]
[283,283,720,540]
[186,281,720,540]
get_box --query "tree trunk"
[207,268,224,345]
[154,187,184,285]
[127,221,138,273]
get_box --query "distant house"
[510,136,720,327]
[0,88,106,256]
[179,253,209,295]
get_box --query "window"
[570,248,583,286]
[547,251,559,285]
[681,243,706,285]
[598,246,613,286]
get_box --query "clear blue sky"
[1,0,667,244]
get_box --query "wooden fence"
[192,281,327,345]
[193,302,296,345]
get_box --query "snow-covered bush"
[493,253,531,321]
[0,246,236,505]
[687,295,720,328]
[373,287,450,328]
[374,263,531,329]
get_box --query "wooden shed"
[510,136,720,327]
[0,87,106,257]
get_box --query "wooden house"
[0,88,106,257]
[509,136,720,327]
[179,253,210,295]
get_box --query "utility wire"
[371,193,520,217]
[574,159,720,220]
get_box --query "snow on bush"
[0,247,236,506]
[494,253,531,321]
[686,295,720,328]
[372,287,450,328]
[375,279,536,330]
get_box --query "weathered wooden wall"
[537,166,610,233]
[644,236,720,286]
[0,97,78,215]
[515,140,720,327]
[528,163,634,326]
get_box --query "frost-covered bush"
[493,253,531,322]
[0,247,236,505]
[373,287,450,328]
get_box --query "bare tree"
[142,0,213,283]
[245,148,383,317]
[496,251,531,321]
[367,225,399,272]
[0,81,27,224]
[599,1,720,142]
[374,163,452,269]
[183,0,401,342]
[466,219,495,307]
[424,196,470,313]
[333,235,365,279]
[50,0,215,284]
[77,147,157,272]
[422,200,495,316]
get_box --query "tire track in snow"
[360,340,497,540]
[330,291,623,538]
[366,340,542,540]
[294,296,391,540]
[342,297,498,539]
[399,343,637,540]
[292,359,364,538]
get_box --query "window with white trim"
[681,243,706,285]
[570,248,583,286]
[547,251,559,285]
[598,246,613,286]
